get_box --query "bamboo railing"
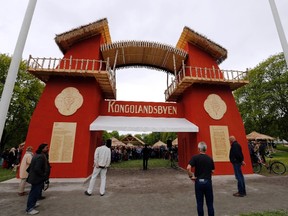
[165,65,248,100]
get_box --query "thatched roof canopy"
[172,138,178,146]
[176,27,227,64]
[246,131,275,140]
[111,137,126,147]
[101,41,188,74]
[152,140,167,148]
[54,18,227,73]
[55,18,111,54]
[121,134,145,146]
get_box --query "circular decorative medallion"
[55,87,84,116]
[204,94,227,120]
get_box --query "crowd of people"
[1,143,25,170]
[248,140,274,165]
[1,143,51,215]
[110,145,178,163]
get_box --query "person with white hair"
[187,141,215,216]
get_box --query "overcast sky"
[1,0,287,103]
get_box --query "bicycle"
[252,154,286,175]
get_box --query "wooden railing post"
[69,56,72,71]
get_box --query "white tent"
[152,140,167,148]
[172,138,178,146]
[90,116,198,132]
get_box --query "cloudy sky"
[1,0,287,103]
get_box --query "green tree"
[102,130,121,141]
[0,54,44,151]
[141,132,177,145]
[234,52,288,140]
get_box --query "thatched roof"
[53,18,227,74]
[111,137,126,147]
[152,140,167,148]
[246,131,275,140]
[55,18,111,54]
[121,134,145,146]
[176,27,227,64]
[172,138,178,146]
[101,41,188,74]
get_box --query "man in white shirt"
[85,139,112,196]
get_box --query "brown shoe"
[233,192,244,197]
[18,192,28,196]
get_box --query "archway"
[25,18,253,177]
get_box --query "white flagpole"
[0,0,38,143]
[269,0,288,67]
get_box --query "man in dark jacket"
[25,143,49,215]
[142,144,150,170]
[229,136,246,197]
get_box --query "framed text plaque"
[210,125,230,162]
[49,122,77,163]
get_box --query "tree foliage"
[234,52,288,140]
[0,54,44,151]
[141,132,177,145]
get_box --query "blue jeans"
[233,163,246,195]
[195,179,214,216]
[26,182,43,212]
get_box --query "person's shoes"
[84,191,91,196]
[34,202,40,208]
[18,192,28,196]
[100,193,105,196]
[38,196,45,200]
[233,192,244,197]
[26,209,39,215]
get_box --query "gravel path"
[1,167,288,216]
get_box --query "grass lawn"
[0,167,17,182]
[258,145,288,176]
[110,158,173,169]
[274,145,288,164]
[240,210,288,216]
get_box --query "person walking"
[25,143,50,215]
[85,139,112,196]
[18,146,34,196]
[142,144,150,170]
[229,135,246,197]
[187,141,215,216]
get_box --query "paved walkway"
[1,168,288,216]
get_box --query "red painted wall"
[178,84,253,175]
[64,35,102,60]
[58,35,106,71]
[25,76,103,177]
[175,42,252,175]
[185,43,219,68]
